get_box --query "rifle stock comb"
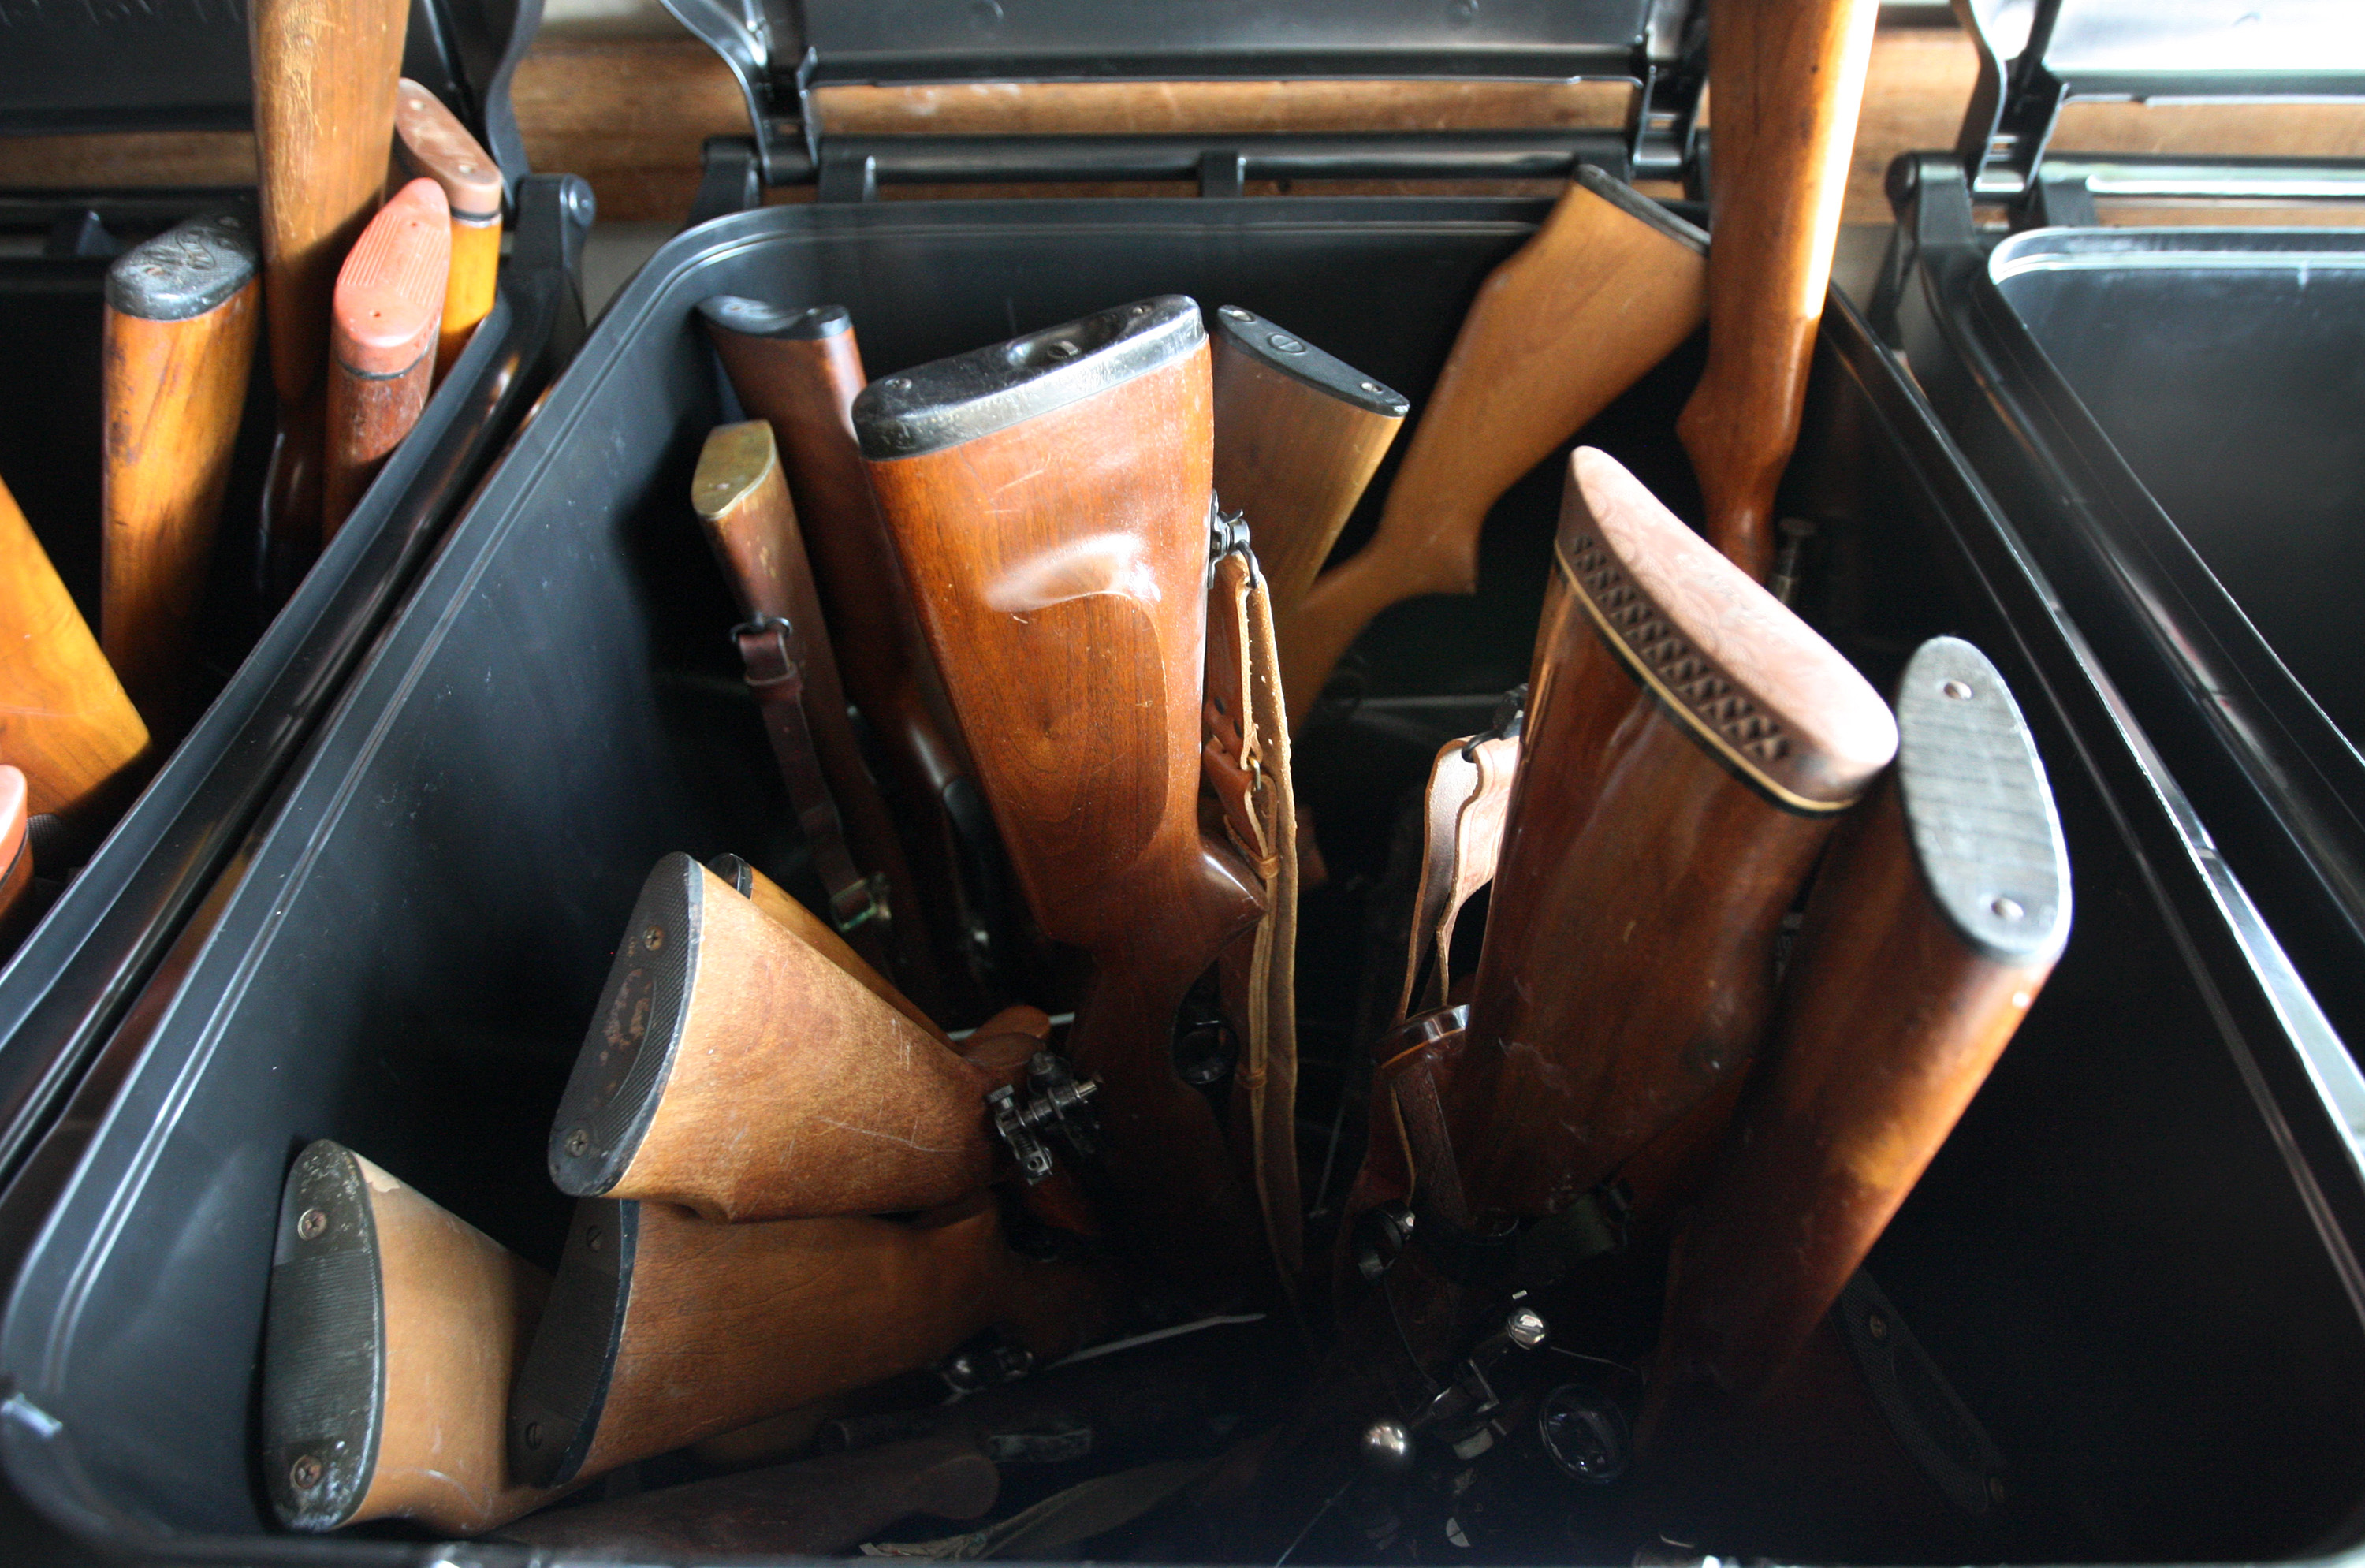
[1456,448,1896,1221]
[323,177,449,538]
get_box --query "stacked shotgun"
[0,0,505,952]
[258,0,2074,1553]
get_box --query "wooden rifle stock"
[708,850,938,1037]
[100,213,260,722]
[323,178,449,539]
[548,854,1045,1220]
[855,297,1264,1294]
[251,0,411,576]
[508,1195,1110,1488]
[1645,637,2069,1432]
[1454,449,1895,1221]
[392,79,503,382]
[693,419,943,1009]
[0,768,31,948]
[263,1142,558,1533]
[0,473,151,827]
[1677,0,1881,579]
[1280,169,1707,725]
[1207,304,1406,635]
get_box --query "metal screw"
[1362,1419,1415,1474]
[586,1224,604,1252]
[1505,1308,1549,1350]
[1941,679,1976,700]
[564,1127,590,1157]
[1447,0,1480,24]
[1220,305,1252,321]
[523,1421,542,1450]
[642,924,664,951]
[1361,381,1384,394]
[885,377,910,390]
[1991,896,2024,921]
[289,1454,324,1490]
[296,1208,328,1242]
[1267,333,1306,354]
[1867,1312,1889,1341]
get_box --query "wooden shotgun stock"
[693,419,942,1009]
[1280,169,1707,725]
[1644,637,2069,1435]
[263,1142,559,1534]
[508,1194,1112,1489]
[0,473,151,828]
[392,79,503,382]
[547,854,1047,1220]
[0,768,31,948]
[1678,0,1881,579]
[251,0,411,578]
[100,212,260,722]
[1208,304,1406,630]
[855,297,1265,1294]
[1454,449,1895,1222]
[323,178,449,539]
[708,850,939,1037]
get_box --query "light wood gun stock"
[263,1142,558,1534]
[1280,169,1707,725]
[1678,0,1881,579]
[1454,449,1895,1221]
[708,850,940,1037]
[392,79,503,381]
[100,212,260,723]
[855,297,1265,1294]
[508,1195,1110,1488]
[1645,637,2069,1431]
[323,178,449,538]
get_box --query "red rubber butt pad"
[333,178,450,378]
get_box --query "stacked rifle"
[0,0,505,954]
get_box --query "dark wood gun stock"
[1208,304,1406,636]
[0,768,32,948]
[100,212,260,722]
[1677,0,1881,579]
[693,419,943,1010]
[1279,170,1707,725]
[856,297,1264,1294]
[498,1437,1000,1556]
[508,1195,1112,1489]
[251,0,411,575]
[392,79,503,380]
[549,854,1041,1220]
[322,178,449,539]
[1645,637,2069,1434]
[0,473,151,827]
[1454,449,1895,1222]
[263,1142,559,1534]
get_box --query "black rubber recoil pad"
[508,1198,638,1488]
[260,1142,384,1532]
[697,295,851,341]
[105,210,259,322]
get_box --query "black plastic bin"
[0,189,2361,1566]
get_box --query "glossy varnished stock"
[693,419,941,1009]
[263,1142,557,1533]
[1646,638,2069,1432]
[508,1196,1109,1488]
[0,768,31,948]
[1208,304,1406,628]
[1456,449,1896,1220]
[1280,170,1707,724]
[323,178,449,538]
[0,474,151,827]
[100,213,260,721]
[856,299,1264,1294]
[392,79,504,379]
[1678,0,1881,579]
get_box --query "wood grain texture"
[719,852,946,1041]
[1679,0,1882,579]
[0,767,30,949]
[0,473,151,825]
[101,281,259,721]
[322,180,448,539]
[812,78,1634,136]
[863,327,1264,1295]
[1280,175,1706,726]
[351,1153,559,1534]
[393,79,504,378]
[554,1197,1109,1484]
[1454,451,1894,1221]
[694,420,944,1011]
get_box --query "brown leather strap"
[735,618,892,954]
[1396,730,1522,1022]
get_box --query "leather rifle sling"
[1202,548,1304,1294]
[734,618,893,973]
[1394,728,1522,1024]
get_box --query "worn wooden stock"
[548,854,1046,1220]
[100,213,260,721]
[392,79,503,380]
[251,0,411,572]
[857,298,1264,1295]
[1678,0,1881,579]
[693,419,942,1009]
[0,473,151,827]
[1645,637,2069,1437]
[1280,170,1707,725]
[1208,304,1406,636]
[323,178,449,539]
[699,299,986,1006]
[508,1195,1110,1488]
[0,768,31,948]
[1454,449,1895,1221]
[263,1142,558,1534]
[708,851,939,1037]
